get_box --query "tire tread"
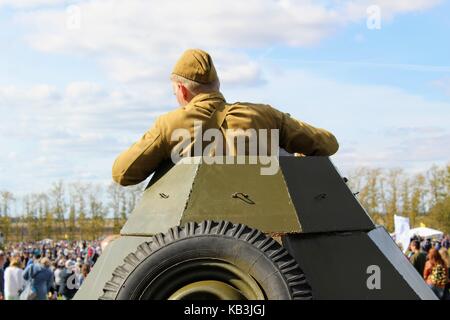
[100,220,312,300]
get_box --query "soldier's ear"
[180,84,189,100]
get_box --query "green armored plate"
[120,162,199,235]
[121,157,301,235]
[181,160,301,233]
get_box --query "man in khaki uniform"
[112,49,339,186]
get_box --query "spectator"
[434,240,441,251]
[3,252,11,270]
[422,238,432,253]
[441,236,450,250]
[0,250,5,300]
[1,238,103,299]
[54,260,65,298]
[22,252,30,268]
[409,240,427,276]
[27,253,41,268]
[438,247,450,300]
[4,257,24,300]
[86,246,95,266]
[423,248,448,299]
[79,264,91,286]
[59,260,78,300]
[23,257,54,300]
[440,247,450,268]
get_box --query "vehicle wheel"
[100,220,312,300]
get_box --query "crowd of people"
[0,240,102,300]
[1,235,449,300]
[406,235,450,300]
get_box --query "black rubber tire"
[100,220,312,300]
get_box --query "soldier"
[112,49,339,186]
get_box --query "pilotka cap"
[172,49,218,84]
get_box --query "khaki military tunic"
[112,92,339,186]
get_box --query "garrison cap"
[172,49,218,84]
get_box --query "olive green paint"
[182,161,301,233]
[121,157,301,236]
[120,162,199,235]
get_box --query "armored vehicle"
[75,157,436,300]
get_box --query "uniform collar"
[189,91,226,105]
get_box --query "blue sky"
[0,0,449,196]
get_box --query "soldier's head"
[171,49,220,106]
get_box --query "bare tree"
[400,177,411,223]
[408,174,424,227]
[0,191,15,242]
[124,183,145,218]
[366,168,382,217]
[93,184,107,239]
[1,191,15,217]
[108,182,125,233]
[70,182,89,240]
[427,165,447,207]
[68,203,76,240]
[380,169,403,232]
[50,181,67,239]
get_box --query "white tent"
[408,227,443,239]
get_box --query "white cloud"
[7,152,17,160]
[0,0,64,8]
[0,80,160,194]
[11,0,441,85]
[65,81,103,98]
[0,82,167,154]
[343,0,442,23]
[432,77,450,96]
[220,62,264,87]
[0,84,59,103]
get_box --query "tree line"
[347,163,449,234]
[0,162,449,243]
[0,181,144,243]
